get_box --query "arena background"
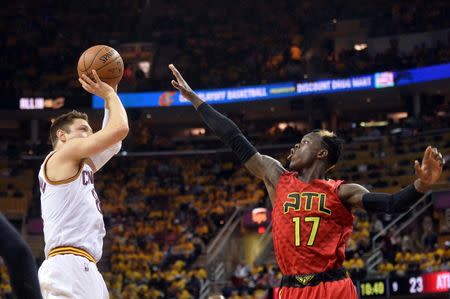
[0,0,449,298]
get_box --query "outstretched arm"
[340,146,445,213]
[0,213,42,299]
[169,64,285,202]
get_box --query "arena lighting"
[387,112,408,122]
[354,43,368,51]
[138,61,151,78]
[277,122,288,130]
[251,207,268,224]
[360,121,389,127]
[190,128,205,135]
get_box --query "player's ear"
[56,129,67,143]
[317,148,328,160]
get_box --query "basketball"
[77,45,124,88]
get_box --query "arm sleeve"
[89,108,122,171]
[362,184,424,214]
[196,102,257,163]
[0,213,42,299]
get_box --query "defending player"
[38,70,129,299]
[169,64,445,298]
[0,213,42,299]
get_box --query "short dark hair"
[50,110,88,148]
[311,129,344,166]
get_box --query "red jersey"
[273,172,353,275]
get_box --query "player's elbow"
[114,125,129,141]
[110,141,122,155]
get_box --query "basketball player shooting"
[37,70,128,299]
[169,64,445,299]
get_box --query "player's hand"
[79,70,116,100]
[414,146,445,190]
[169,64,196,101]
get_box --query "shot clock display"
[360,279,387,297]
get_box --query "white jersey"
[38,152,105,262]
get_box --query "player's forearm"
[196,102,257,163]
[103,93,129,139]
[362,183,425,214]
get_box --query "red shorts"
[278,277,358,299]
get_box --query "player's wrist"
[413,179,430,193]
[191,94,205,109]
[102,91,118,102]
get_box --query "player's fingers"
[432,147,438,155]
[169,64,184,82]
[431,149,442,163]
[414,160,423,176]
[436,152,445,167]
[171,80,181,90]
[82,74,96,86]
[423,146,432,160]
[91,70,102,84]
[433,149,441,159]
[80,84,92,93]
[79,78,94,92]
[78,77,90,89]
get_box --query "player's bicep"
[244,153,285,185]
[338,183,370,211]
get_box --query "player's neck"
[298,163,327,182]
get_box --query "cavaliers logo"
[159,91,176,106]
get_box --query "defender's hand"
[169,64,196,101]
[414,146,445,189]
[79,70,116,100]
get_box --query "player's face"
[288,132,323,170]
[64,118,93,141]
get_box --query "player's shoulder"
[43,150,87,184]
[320,178,346,193]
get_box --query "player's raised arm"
[339,146,445,213]
[85,88,124,172]
[58,70,129,163]
[169,64,285,186]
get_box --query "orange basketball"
[77,45,124,88]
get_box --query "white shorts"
[38,254,109,299]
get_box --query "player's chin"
[289,159,299,170]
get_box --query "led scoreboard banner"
[359,271,450,298]
[92,62,450,109]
